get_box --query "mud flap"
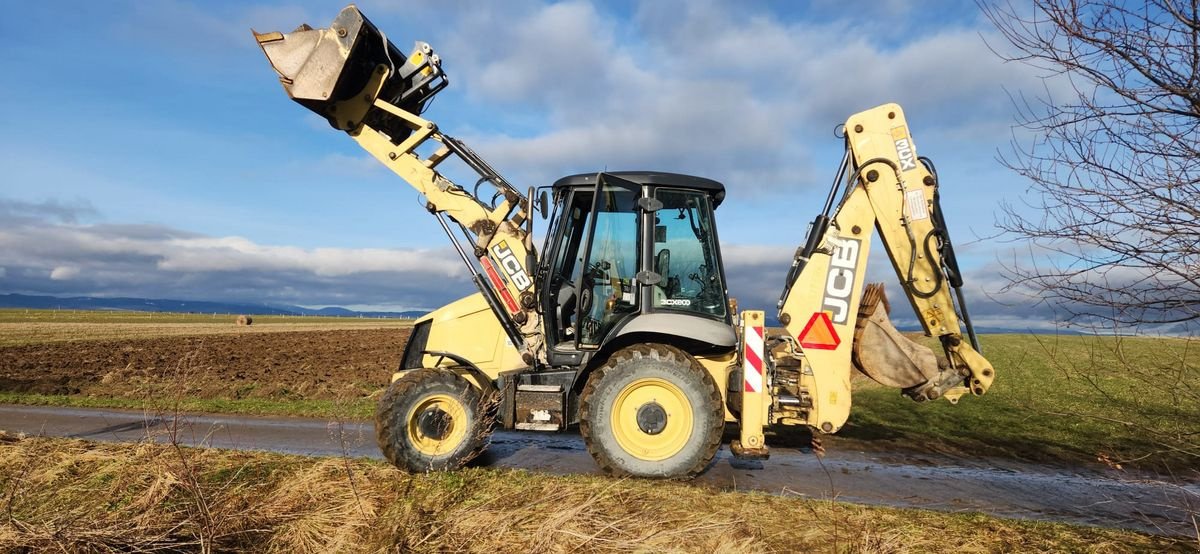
[852,284,963,402]
[253,5,447,138]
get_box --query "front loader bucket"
[852,284,964,401]
[252,4,446,136]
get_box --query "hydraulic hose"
[853,157,936,299]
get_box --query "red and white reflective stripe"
[743,325,765,393]
[480,257,520,313]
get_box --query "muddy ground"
[0,329,409,401]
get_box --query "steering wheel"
[578,286,593,317]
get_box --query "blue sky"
[0,1,1062,329]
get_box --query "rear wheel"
[375,368,490,471]
[580,344,724,478]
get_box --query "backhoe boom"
[769,104,995,436]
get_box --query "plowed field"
[0,328,410,402]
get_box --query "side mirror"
[538,189,550,219]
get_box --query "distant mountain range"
[0,293,427,319]
[1,293,1077,335]
[761,315,1078,335]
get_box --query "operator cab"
[540,172,734,366]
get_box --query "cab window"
[578,180,640,346]
[650,189,726,318]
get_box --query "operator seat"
[556,280,577,340]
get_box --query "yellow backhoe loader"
[253,5,996,478]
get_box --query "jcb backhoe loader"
[253,5,996,478]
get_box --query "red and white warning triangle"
[798,312,841,350]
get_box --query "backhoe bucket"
[252,4,447,136]
[852,284,963,401]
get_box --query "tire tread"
[374,368,490,472]
[579,344,724,479]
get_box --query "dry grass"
[0,435,1189,553]
[0,309,411,346]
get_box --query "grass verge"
[0,435,1190,553]
[839,334,1199,472]
[0,391,373,419]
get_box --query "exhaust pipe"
[252,4,447,140]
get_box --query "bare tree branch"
[983,0,1200,329]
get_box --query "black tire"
[579,344,724,478]
[375,368,491,472]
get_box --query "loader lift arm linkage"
[254,8,546,363]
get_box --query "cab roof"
[551,171,726,207]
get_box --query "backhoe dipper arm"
[776,104,995,433]
[252,6,545,362]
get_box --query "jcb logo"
[491,242,532,290]
[892,126,918,172]
[821,237,860,325]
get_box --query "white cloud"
[0,195,1087,328]
[0,198,97,225]
[0,204,471,310]
[433,1,1048,194]
[470,2,620,104]
[155,236,462,277]
[721,245,791,268]
[50,266,80,280]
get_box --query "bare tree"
[983,0,1200,330]
[983,3,1200,498]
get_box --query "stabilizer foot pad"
[731,440,770,460]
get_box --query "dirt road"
[2,404,1195,538]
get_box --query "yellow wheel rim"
[405,393,469,456]
[610,377,693,462]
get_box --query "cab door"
[575,174,642,348]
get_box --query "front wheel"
[580,344,724,478]
[375,368,491,472]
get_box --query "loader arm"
[252,6,545,362]
[775,104,995,434]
